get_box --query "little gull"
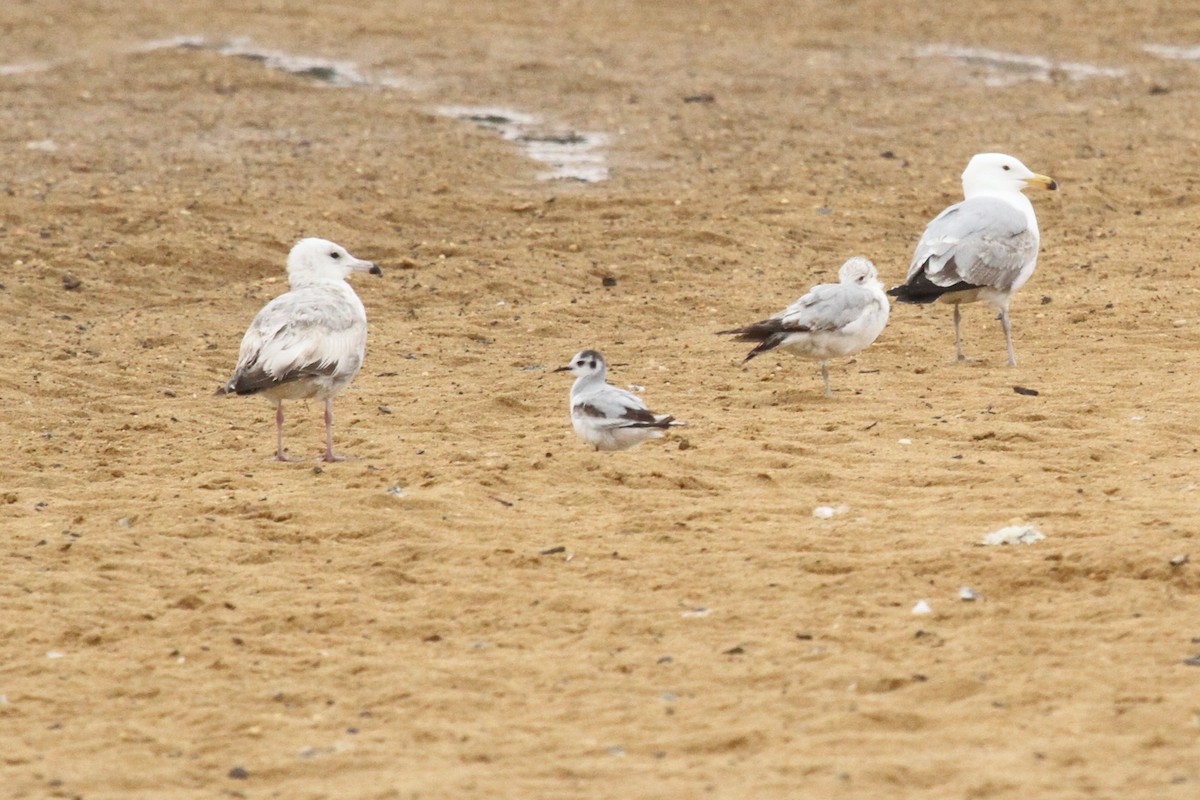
[718,256,889,397]
[555,350,684,451]
[887,152,1057,366]
[217,238,382,461]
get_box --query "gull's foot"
[320,451,357,463]
[272,452,306,463]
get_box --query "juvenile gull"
[217,238,382,461]
[887,152,1057,366]
[718,257,889,397]
[555,350,684,451]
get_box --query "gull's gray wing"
[573,386,674,429]
[774,283,876,332]
[717,283,875,359]
[222,286,366,395]
[906,196,1037,292]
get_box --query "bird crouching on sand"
[887,152,1057,366]
[718,256,890,397]
[555,350,685,451]
[217,237,382,462]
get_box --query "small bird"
[217,238,382,462]
[555,350,684,451]
[887,152,1057,366]
[718,256,890,397]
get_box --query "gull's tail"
[887,262,977,305]
[717,322,796,362]
[625,414,685,430]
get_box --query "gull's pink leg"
[272,401,304,462]
[321,398,353,462]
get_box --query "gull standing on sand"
[887,152,1057,366]
[555,350,684,451]
[217,238,382,462]
[718,256,890,397]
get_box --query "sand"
[2,1,1199,798]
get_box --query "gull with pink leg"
[217,237,382,462]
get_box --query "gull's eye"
[576,360,585,367]
[1002,165,1011,171]
[330,251,341,259]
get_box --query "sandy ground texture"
[3,1,1200,798]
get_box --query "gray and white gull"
[887,152,1057,366]
[217,237,382,461]
[555,350,684,451]
[719,256,890,397]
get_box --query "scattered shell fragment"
[812,504,849,519]
[1169,554,1189,567]
[681,607,710,618]
[981,524,1045,546]
[912,600,932,615]
[959,586,980,601]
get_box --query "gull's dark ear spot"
[589,360,597,369]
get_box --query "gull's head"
[961,153,1057,199]
[286,238,382,286]
[837,256,881,288]
[554,349,607,380]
